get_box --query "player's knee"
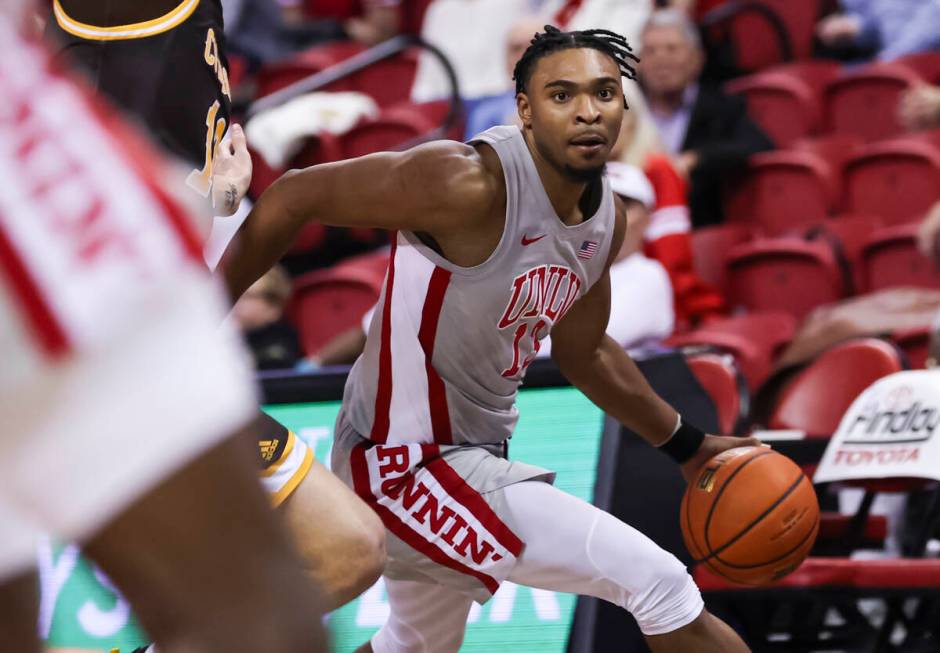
[627,553,704,636]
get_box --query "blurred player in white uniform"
[45,0,387,610]
[0,5,325,652]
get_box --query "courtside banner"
[814,370,940,483]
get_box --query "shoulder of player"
[605,193,628,268]
[398,140,501,218]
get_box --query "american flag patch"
[578,240,598,259]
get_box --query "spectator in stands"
[463,15,543,139]
[899,80,940,305]
[613,82,726,327]
[298,0,401,46]
[231,265,304,370]
[912,201,940,370]
[680,0,729,22]
[544,0,652,50]
[222,0,398,65]
[410,0,535,102]
[637,8,773,227]
[816,0,940,62]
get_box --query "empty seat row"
[695,220,940,312]
[255,42,420,109]
[725,134,940,232]
[729,54,940,145]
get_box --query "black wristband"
[658,420,705,464]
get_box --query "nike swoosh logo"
[521,233,546,246]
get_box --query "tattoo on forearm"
[225,184,238,213]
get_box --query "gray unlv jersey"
[343,125,616,448]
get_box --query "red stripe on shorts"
[418,266,453,444]
[0,221,70,357]
[350,443,501,594]
[425,457,524,557]
[370,236,397,443]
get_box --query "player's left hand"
[212,123,252,217]
[679,434,764,483]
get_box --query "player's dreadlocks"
[512,25,639,107]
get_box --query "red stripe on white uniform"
[418,266,453,444]
[350,443,501,594]
[74,88,205,262]
[370,236,397,443]
[124,144,204,262]
[424,456,524,557]
[0,221,70,357]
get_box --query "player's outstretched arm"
[222,140,494,302]
[551,197,760,478]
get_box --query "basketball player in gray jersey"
[225,25,760,653]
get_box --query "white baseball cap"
[606,161,656,209]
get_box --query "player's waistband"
[360,437,511,459]
[52,0,199,41]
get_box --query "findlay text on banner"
[814,370,940,484]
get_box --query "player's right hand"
[679,434,764,484]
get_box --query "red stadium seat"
[841,139,940,226]
[891,326,931,369]
[286,253,388,355]
[255,41,364,98]
[813,213,882,260]
[725,135,862,234]
[400,0,435,35]
[768,337,904,436]
[287,224,328,256]
[686,351,749,435]
[725,237,846,321]
[348,49,419,108]
[334,249,392,282]
[824,60,931,142]
[726,61,840,146]
[894,51,940,83]
[909,127,940,150]
[400,99,466,141]
[339,104,436,158]
[725,150,839,235]
[792,133,863,170]
[667,311,797,391]
[290,131,344,168]
[247,133,343,198]
[248,147,282,199]
[705,0,821,72]
[860,223,940,292]
[691,224,754,295]
[803,213,881,292]
[302,0,361,19]
[255,43,417,108]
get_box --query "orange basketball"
[680,446,820,586]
